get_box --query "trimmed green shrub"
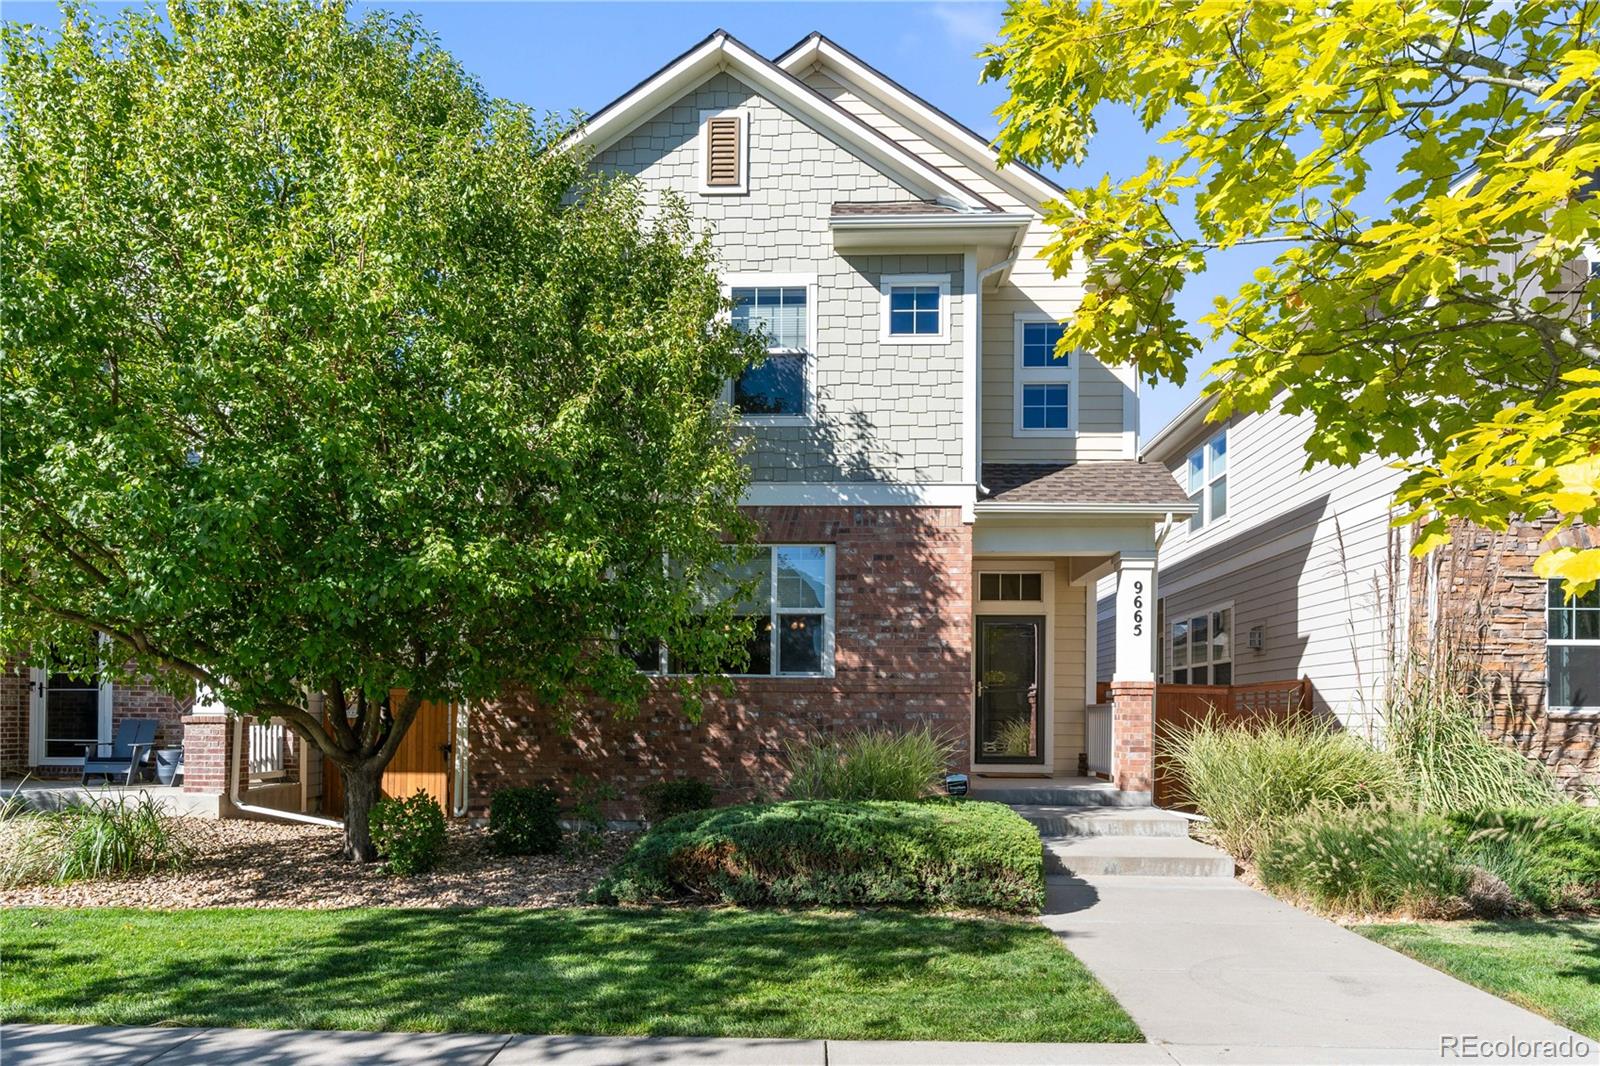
[1449,806,1600,912]
[640,778,716,824]
[594,799,1044,913]
[784,726,955,801]
[1257,805,1466,915]
[370,790,446,875]
[489,785,563,855]
[1159,714,1406,860]
[0,793,189,886]
[1385,676,1559,813]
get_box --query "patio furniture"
[81,718,158,786]
[154,746,184,786]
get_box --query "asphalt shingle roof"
[830,200,966,216]
[980,461,1191,507]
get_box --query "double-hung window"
[881,274,950,342]
[1185,429,1228,531]
[1548,580,1600,712]
[1168,605,1232,686]
[728,276,812,420]
[1013,315,1074,435]
[635,546,835,677]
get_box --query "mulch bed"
[0,818,635,909]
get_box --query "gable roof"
[775,32,1067,211]
[566,29,998,212]
[979,461,1194,514]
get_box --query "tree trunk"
[340,762,383,862]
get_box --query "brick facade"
[1,655,191,777]
[1109,680,1155,793]
[468,505,973,818]
[1414,518,1600,796]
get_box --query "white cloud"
[931,2,1003,52]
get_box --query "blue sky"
[6,0,1267,441]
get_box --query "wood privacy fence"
[1153,676,1314,808]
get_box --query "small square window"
[1021,322,1068,367]
[888,285,941,336]
[1021,384,1069,429]
[979,572,1043,601]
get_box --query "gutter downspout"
[230,716,342,828]
[1154,511,1176,552]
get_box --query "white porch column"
[1110,555,1157,796]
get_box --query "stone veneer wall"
[1412,518,1599,797]
[468,506,973,819]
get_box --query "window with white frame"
[1168,605,1232,686]
[632,546,834,677]
[1185,429,1228,531]
[729,280,810,419]
[881,275,949,342]
[1548,579,1600,711]
[1013,316,1074,434]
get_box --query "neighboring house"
[1099,392,1599,795]
[1,30,1193,816]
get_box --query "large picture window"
[634,546,834,678]
[1185,429,1228,531]
[1168,605,1232,686]
[1548,579,1600,712]
[728,276,812,420]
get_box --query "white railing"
[1086,703,1112,776]
[248,718,287,781]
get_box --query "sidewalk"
[1040,872,1593,1064]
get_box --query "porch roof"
[978,461,1195,514]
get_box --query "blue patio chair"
[81,718,158,786]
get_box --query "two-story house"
[3,30,1193,817]
[1098,390,1599,797]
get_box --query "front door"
[975,616,1044,764]
[29,663,110,767]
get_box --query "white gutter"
[451,701,471,818]
[829,213,1032,229]
[230,716,342,828]
[977,254,1018,282]
[1154,511,1177,550]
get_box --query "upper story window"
[1168,605,1232,686]
[1548,579,1599,712]
[1013,316,1075,436]
[1186,429,1228,531]
[727,274,812,421]
[880,274,950,343]
[699,109,748,195]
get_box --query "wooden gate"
[323,691,455,816]
[1154,677,1312,808]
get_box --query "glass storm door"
[975,616,1044,763]
[30,666,106,764]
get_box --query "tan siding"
[1053,564,1088,774]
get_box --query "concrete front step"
[1012,806,1191,838]
[970,784,1151,807]
[1043,835,1235,878]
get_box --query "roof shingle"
[980,461,1191,508]
[830,199,964,216]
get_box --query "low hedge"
[592,799,1044,913]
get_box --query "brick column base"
[1109,681,1156,795]
[180,715,239,795]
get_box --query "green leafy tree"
[982,0,1600,588]
[1,0,760,859]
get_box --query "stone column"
[1111,556,1157,795]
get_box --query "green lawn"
[1356,919,1600,1039]
[1,907,1141,1043]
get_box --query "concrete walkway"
[1042,872,1593,1064]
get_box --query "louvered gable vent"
[705,115,742,188]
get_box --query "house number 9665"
[1131,579,1144,637]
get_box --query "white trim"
[1546,578,1600,714]
[972,559,1055,772]
[742,481,976,508]
[828,213,1032,229]
[565,32,989,211]
[1142,389,1221,463]
[1119,365,1139,459]
[698,107,749,195]
[1084,577,1099,706]
[775,34,1066,210]
[1182,428,1230,534]
[723,272,817,425]
[1011,312,1078,438]
[28,644,114,768]
[879,273,952,344]
[963,250,979,489]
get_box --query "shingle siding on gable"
[592,73,964,484]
